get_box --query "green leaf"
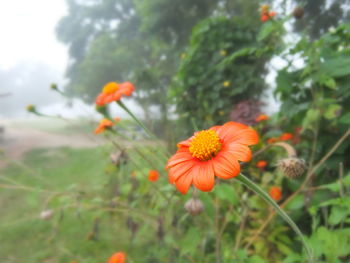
[324,104,342,120]
[285,194,304,210]
[257,22,275,41]
[339,112,350,124]
[328,206,350,225]
[320,56,350,77]
[317,74,337,89]
[213,183,238,205]
[179,228,202,254]
[302,108,320,131]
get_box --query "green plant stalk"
[117,101,156,140]
[236,173,313,262]
[116,100,171,156]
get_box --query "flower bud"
[50,83,58,90]
[278,157,306,178]
[26,104,36,113]
[184,198,204,216]
[293,6,304,19]
[39,209,54,220]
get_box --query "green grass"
[0,147,144,263]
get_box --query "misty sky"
[0,1,101,118]
[0,0,67,71]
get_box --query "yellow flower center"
[102,82,119,94]
[189,130,222,161]
[261,5,269,12]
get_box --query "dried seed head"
[39,209,54,220]
[293,6,304,19]
[184,198,204,216]
[278,157,306,178]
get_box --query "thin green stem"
[236,173,313,262]
[116,101,171,156]
[117,101,155,139]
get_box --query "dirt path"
[0,119,104,167]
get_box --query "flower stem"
[236,173,313,262]
[116,100,171,156]
[117,101,155,139]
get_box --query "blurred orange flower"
[94,118,120,134]
[260,5,276,22]
[279,133,293,141]
[96,82,135,106]
[108,252,126,263]
[167,122,259,194]
[256,160,267,169]
[269,186,282,201]
[148,170,159,182]
[267,137,278,144]
[255,114,269,122]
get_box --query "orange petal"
[111,91,123,102]
[95,93,106,106]
[218,122,259,145]
[177,138,191,148]
[212,152,240,179]
[175,169,193,194]
[192,161,215,192]
[225,143,252,162]
[168,160,195,183]
[119,82,135,96]
[94,126,104,134]
[103,93,117,103]
[167,150,193,168]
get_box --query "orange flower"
[167,122,259,194]
[94,118,120,134]
[261,14,270,22]
[260,5,276,22]
[96,82,135,106]
[255,114,269,122]
[148,170,159,182]
[279,133,293,141]
[269,186,282,201]
[256,160,267,169]
[267,137,278,144]
[108,252,126,263]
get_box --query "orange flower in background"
[279,133,293,141]
[260,4,276,22]
[256,160,267,169]
[96,81,135,106]
[267,137,278,144]
[167,122,259,194]
[269,186,282,201]
[148,170,159,182]
[255,114,269,122]
[108,252,126,263]
[94,118,120,134]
